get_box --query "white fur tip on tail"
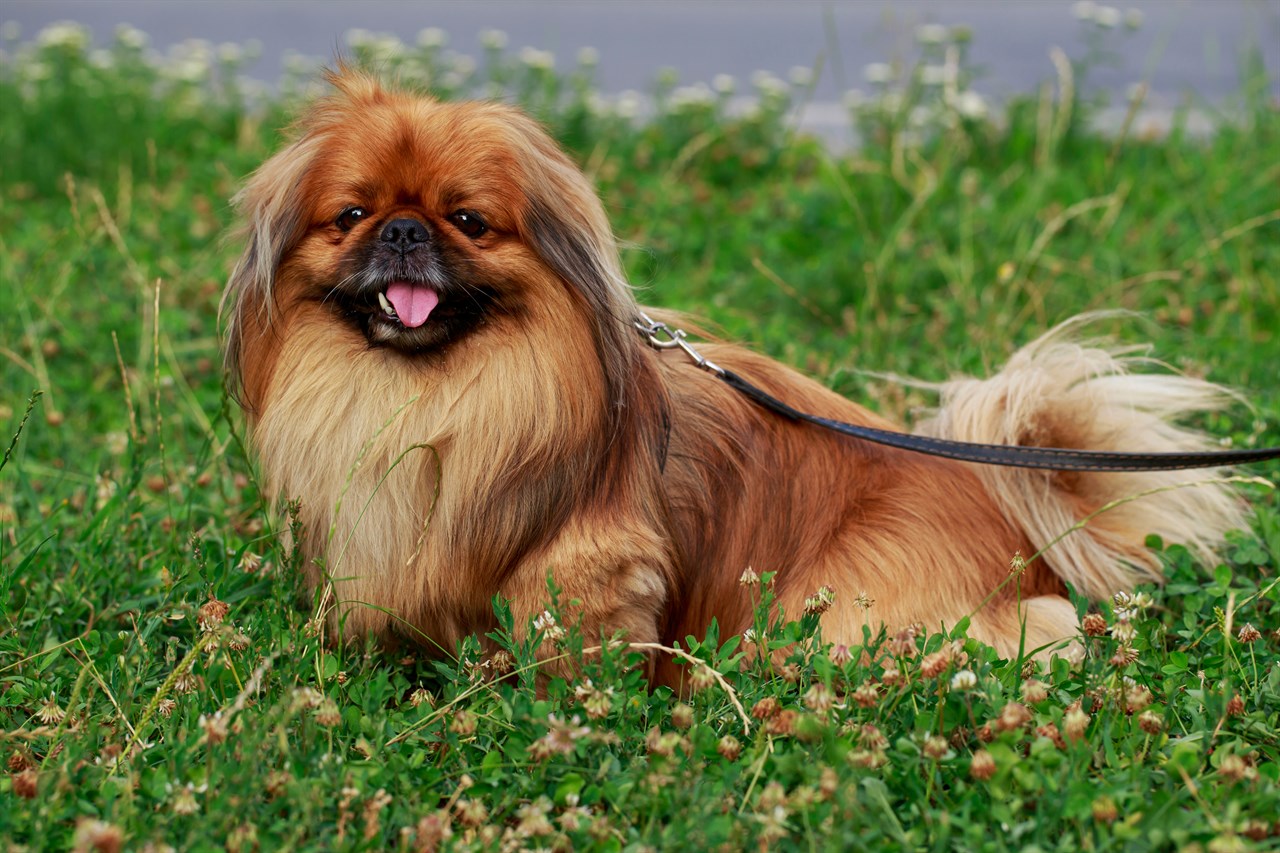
[915,314,1249,599]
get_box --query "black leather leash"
[635,313,1280,473]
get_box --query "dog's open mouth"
[335,278,493,353]
[377,281,440,328]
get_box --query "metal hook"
[634,311,725,376]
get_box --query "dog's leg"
[499,524,672,681]
[965,593,1082,662]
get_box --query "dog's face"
[283,100,536,355]
[224,69,640,408]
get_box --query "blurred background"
[6,0,1278,145]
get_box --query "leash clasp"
[634,311,725,377]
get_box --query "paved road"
[6,0,1278,139]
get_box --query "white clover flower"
[908,105,932,127]
[671,83,714,108]
[283,50,312,74]
[742,627,757,644]
[1072,1,1098,22]
[37,21,90,51]
[345,28,374,48]
[1094,5,1122,28]
[114,24,148,50]
[1111,590,1137,619]
[615,90,642,119]
[915,23,949,45]
[576,46,599,66]
[217,42,243,64]
[950,669,978,691]
[171,57,211,83]
[519,46,554,70]
[479,29,508,50]
[863,62,894,84]
[712,73,735,94]
[416,27,447,48]
[788,65,814,87]
[432,55,465,78]
[878,91,904,112]
[1111,618,1137,644]
[951,90,987,119]
[751,70,788,97]
[370,34,402,61]
[920,64,954,87]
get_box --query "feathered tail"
[914,315,1248,599]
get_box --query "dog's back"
[651,316,1245,666]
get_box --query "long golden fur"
[224,69,1244,683]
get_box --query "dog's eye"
[335,206,368,231]
[448,210,488,239]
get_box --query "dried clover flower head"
[449,709,478,736]
[37,695,66,725]
[764,709,798,737]
[1063,705,1090,741]
[314,699,342,728]
[455,797,489,827]
[200,712,228,745]
[73,818,124,853]
[717,735,742,760]
[969,750,996,780]
[923,735,949,760]
[803,585,835,616]
[803,683,834,713]
[1138,711,1164,734]
[995,702,1032,733]
[689,664,717,692]
[197,594,230,631]
[852,682,880,708]
[751,697,781,720]
[1081,613,1107,636]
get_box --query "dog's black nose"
[380,218,430,253]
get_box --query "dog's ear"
[508,119,640,385]
[220,133,324,402]
[505,116,672,468]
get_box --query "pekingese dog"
[224,69,1242,682]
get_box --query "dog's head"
[223,67,641,410]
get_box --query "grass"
[2,18,1279,852]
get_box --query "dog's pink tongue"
[386,282,439,328]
